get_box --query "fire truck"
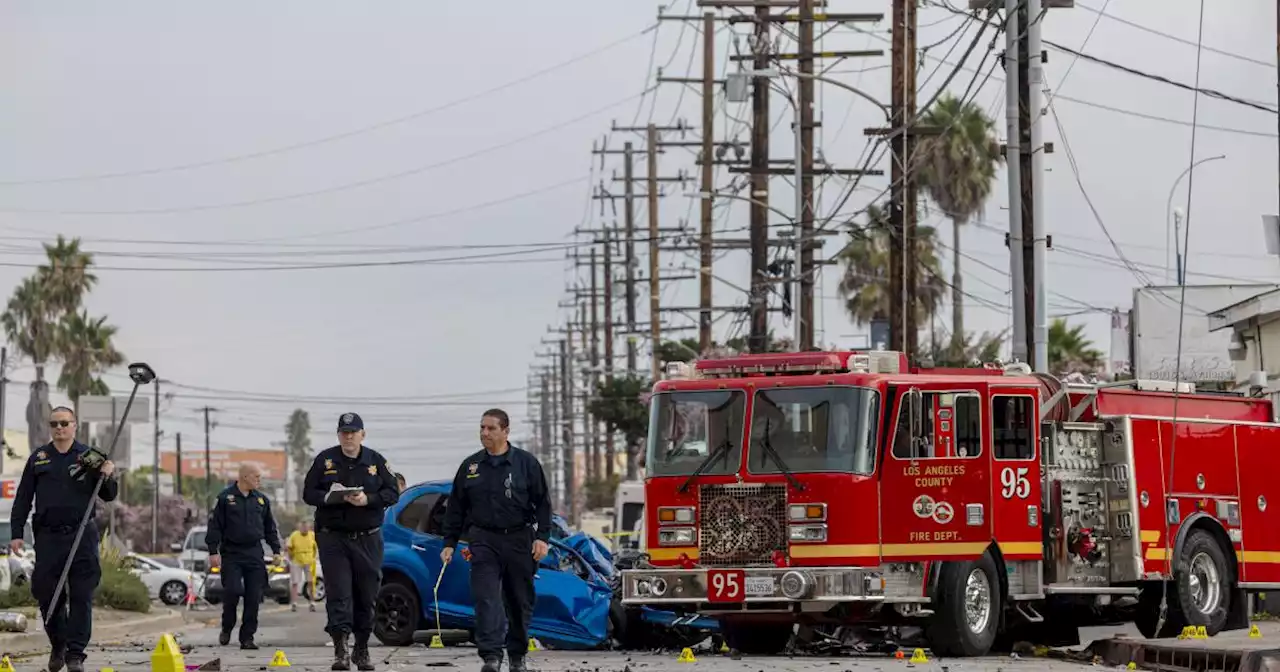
[618,350,1279,656]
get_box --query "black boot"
[65,656,84,672]
[480,658,501,672]
[509,654,528,672]
[219,629,231,646]
[331,632,351,671]
[352,633,374,671]
[46,644,66,672]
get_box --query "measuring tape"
[433,559,448,635]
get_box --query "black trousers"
[317,529,383,639]
[469,527,536,662]
[219,547,267,642]
[31,525,101,661]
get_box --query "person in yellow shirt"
[286,521,319,612]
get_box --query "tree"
[926,330,1007,367]
[1048,318,1104,375]
[836,205,947,328]
[57,311,125,428]
[589,375,651,481]
[917,93,1004,355]
[284,409,312,501]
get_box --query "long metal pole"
[152,379,160,552]
[1027,0,1048,373]
[647,123,662,381]
[699,10,716,353]
[793,117,804,351]
[1005,0,1027,365]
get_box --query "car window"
[423,495,469,543]
[397,492,442,533]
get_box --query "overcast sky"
[1,0,1276,483]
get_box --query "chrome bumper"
[620,566,882,605]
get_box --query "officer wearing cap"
[441,408,551,672]
[303,412,399,672]
[205,462,282,650]
[10,406,117,672]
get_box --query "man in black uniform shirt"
[205,463,282,650]
[441,408,551,672]
[303,412,399,672]
[10,406,118,672]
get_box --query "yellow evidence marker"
[269,650,291,667]
[677,647,697,663]
[909,649,929,663]
[151,633,186,672]
[1250,624,1263,638]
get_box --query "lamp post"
[1165,154,1226,285]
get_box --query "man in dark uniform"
[441,408,551,672]
[303,412,399,672]
[205,462,282,650]
[9,406,118,672]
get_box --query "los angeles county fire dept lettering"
[903,463,965,488]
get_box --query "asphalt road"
[62,607,1124,672]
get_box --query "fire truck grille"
[697,483,788,567]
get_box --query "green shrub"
[0,583,36,609]
[94,532,150,613]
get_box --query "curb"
[0,608,188,659]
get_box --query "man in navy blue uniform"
[205,462,282,650]
[304,412,399,672]
[10,406,118,672]
[441,408,551,672]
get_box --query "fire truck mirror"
[906,387,924,438]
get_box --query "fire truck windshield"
[646,389,746,477]
[747,386,879,475]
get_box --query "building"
[159,449,295,505]
[1207,286,1280,413]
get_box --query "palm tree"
[836,204,947,328]
[927,330,1008,367]
[57,311,125,422]
[40,235,97,313]
[1048,318,1104,375]
[917,93,1004,357]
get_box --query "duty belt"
[473,523,529,535]
[320,526,381,538]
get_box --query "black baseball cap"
[337,412,364,432]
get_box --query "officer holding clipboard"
[303,413,400,671]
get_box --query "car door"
[528,540,612,646]
[126,556,161,598]
[417,494,476,625]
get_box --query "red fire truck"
[619,350,1279,656]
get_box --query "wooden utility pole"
[588,248,602,483]
[699,10,717,353]
[888,0,920,359]
[646,123,662,381]
[601,224,616,479]
[622,143,639,374]
[797,0,816,351]
[201,406,216,506]
[558,338,574,518]
[0,347,7,473]
[175,432,183,497]
[749,0,772,354]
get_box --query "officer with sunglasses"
[10,406,118,672]
[440,408,551,672]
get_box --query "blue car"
[373,480,716,651]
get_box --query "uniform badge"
[342,413,354,424]
[325,458,334,470]
[227,494,236,505]
[468,463,478,475]
[35,451,46,460]
[257,497,265,505]
[367,465,377,475]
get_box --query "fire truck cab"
[619,350,1278,656]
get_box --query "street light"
[1165,154,1226,285]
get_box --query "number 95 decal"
[1001,467,1031,499]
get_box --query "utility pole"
[576,293,597,488]
[175,432,183,497]
[1005,0,1028,365]
[623,143,639,374]
[152,378,161,553]
[201,406,215,507]
[1026,0,1048,372]
[796,0,816,351]
[888,0,920,359]
[539,373,552,486]
[646,123,662,381]
[558,338,573,517]
[0,346,7,474]
[601,224,617,479]
[749,0,771,354]
[699,10,717,353]
[588,248,602,484]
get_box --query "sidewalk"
[0,606,192,658]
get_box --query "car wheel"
[305,578,326,601]
[374,578,420,647]
[159,580,188,606]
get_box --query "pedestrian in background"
[441,408,551,672]
[303,412,399,672]
[10,406,117,672]
[394,472,406,493]
[287,520,318,612]
[205,463,282,650]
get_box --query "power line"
[1072,0,1272,69]
[0,25,658,187]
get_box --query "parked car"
[122,553,203,605]
[372,480,717,650]
[201,540,292,605]
[178,525,325,603]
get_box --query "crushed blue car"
[373,480,717,651]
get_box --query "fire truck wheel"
[926,552,1002,657]
[1173,529,1232,634]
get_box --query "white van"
[612,481,645,553]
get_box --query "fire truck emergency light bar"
[665,350,911,379]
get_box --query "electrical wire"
[0,25,659,188]
[1072,0,1272,69]
[0,87,657,216]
